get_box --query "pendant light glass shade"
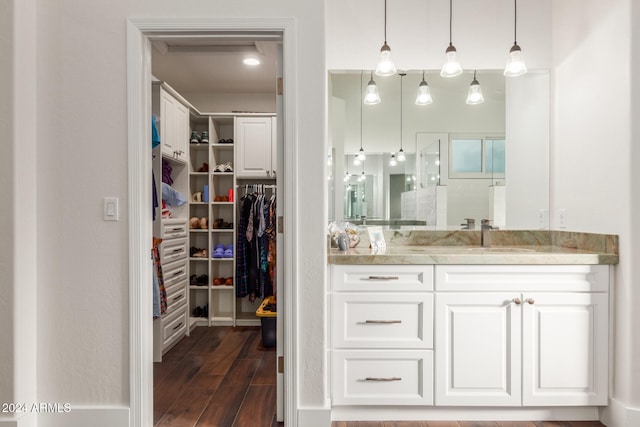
[389,153,398,166]
[375,0,396,76]
[415,72,433,105]
[363,73,381,105]
[441,45,463,77]
[353,155,361,166]
[466,70,485,105]
[397,148,406,162]
[376,43,397,76]
[357,147,366,161]
[504,0,527,77]
[504,43,527,76]
[440,0,463,77]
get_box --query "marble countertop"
[328,245,619,265]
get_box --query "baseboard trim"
[37,406,129,427]
[298,407,332,427]
[601,397,640,427]
[331,406,600,421]
[0,411,36,427]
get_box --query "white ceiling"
[151,37,279,95]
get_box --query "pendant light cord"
[449,0,453,46]
[400,73,403,150]
[360,71,364,151]
[384,0,388,43]
[514,0,518,44]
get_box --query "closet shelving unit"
[188,114,272,328]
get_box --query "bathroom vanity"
[327,230,618,421]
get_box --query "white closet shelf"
[212,172,234,176]
[211,229,234,233]
[212,285,234,290]
[211,143,234,149]
[211,201,234,205]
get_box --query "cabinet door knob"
[526,298,535,305]
[513,297,522,305]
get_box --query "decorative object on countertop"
[328,221,360,249]
[367,226,386,250]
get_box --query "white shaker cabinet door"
[435,293,522,406]
[235,117,273,178]
[522,292,608,406]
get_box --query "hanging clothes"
[236,187,277,302]
[152,237,167,317]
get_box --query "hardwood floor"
[154,325,282,427]
[154,326,606,427]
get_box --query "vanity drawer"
[162,305,188,348]
[161,237,188,264]
[161,219,188,239]
[163,258,188,289]
[332,293,433,349]
[435,265,609,292]
[331,349,433,406]
[331,265,434,292]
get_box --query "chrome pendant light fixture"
[375,0,397,76]
[504,0,527,77]
[363,71,382,105]
[415,70,433,106]
[466,70,485,105]
[440,0,463,78]
[397,73,406,162]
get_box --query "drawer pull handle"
[513,298,522,305]
[172,322,183,331]
[365,377,402,382]
[172,248,183,253]
[171,227,182,231]
[173,270,184,276]
[173,295,183,302]
[364,276,399,281]
[526,298,535,305]
[365,320,402,324]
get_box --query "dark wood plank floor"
[155,326,607,427]
[154,326,282,427]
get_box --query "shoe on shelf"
[222,162,233,172]
[196,274,208,285]
[223,244,234,258]
[197,163,209,172]
[193,306,203,317]
[212,218,224,229]
[190,131,201,144]
[212,244,225,258]
[190,274,198,286]
[225,277,233,286]
[213,277,222,286]
[201,131,209,143]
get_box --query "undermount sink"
[466,246,537,253]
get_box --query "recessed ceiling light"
[243,58,260,66]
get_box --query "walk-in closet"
[149,33,284,426]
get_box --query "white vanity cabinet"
[235,116,276,178]
[434,265,609,407]
[329,265,435,406]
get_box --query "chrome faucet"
[481,219,494,247]
[461,218,475,230]
[360,215,367,226]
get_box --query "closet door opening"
[148,30,286,426]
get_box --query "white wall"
[550,0,640,423]
[181,92,276,114]
[29,0,327,422]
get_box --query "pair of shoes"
[211,218,233,229]
[190,131,210,144]
[192,304,209,317]
[214,195,230,202]
[212,244,234,258]
[213,162,233,173]
[218,138,233,144]
[190,247,207,258]
[201,132,209,143]
[189,217,208,229]
[196,162,209,172]
[212,277,233,286]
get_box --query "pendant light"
[363,71,382,105]
[375,0,397,76]
[353,154,361,166]
[397,73,406,162]
[504,0,527,77]
[389,153,398,167]
[357,71,367,160]
[466,70,485,105]
[415,70,433,106]
[440,0,463,78]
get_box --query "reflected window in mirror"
[450,135,505,179]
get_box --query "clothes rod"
[236,184,277,189]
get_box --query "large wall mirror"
[328,70,549,230]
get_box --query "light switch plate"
[538,209,548,229]
[104,197,119,221]
[558,208,567,228]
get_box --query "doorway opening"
[127,19,298,427]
